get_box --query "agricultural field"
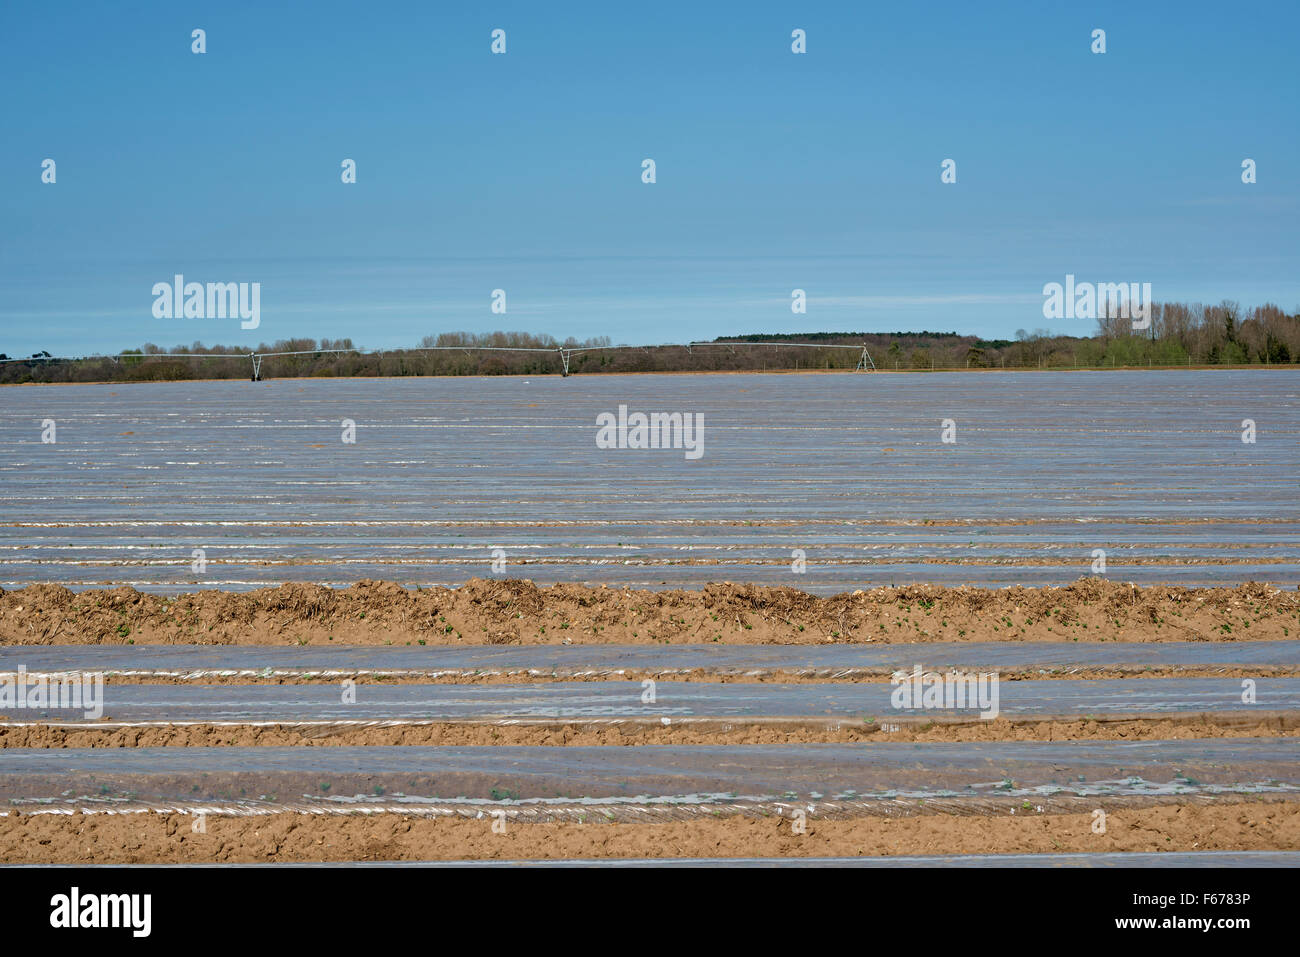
[1,372,1297,866]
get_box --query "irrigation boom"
[1,340,876,379]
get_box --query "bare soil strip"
[3,715,1297,748]
[184,851,1300,867]
[3,578,1296,646]
[2,801,1295,863]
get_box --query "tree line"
[2,301,1296,384]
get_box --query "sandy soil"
[3,578,1296,646]
[2,716,1296,749]
[2,801,1294,863]
[6,577,1296,862]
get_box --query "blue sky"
[2,0,1297,355]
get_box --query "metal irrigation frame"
[0,340,876,380]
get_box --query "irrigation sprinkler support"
[6,339,880,379]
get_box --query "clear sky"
[2,0,1296,355]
